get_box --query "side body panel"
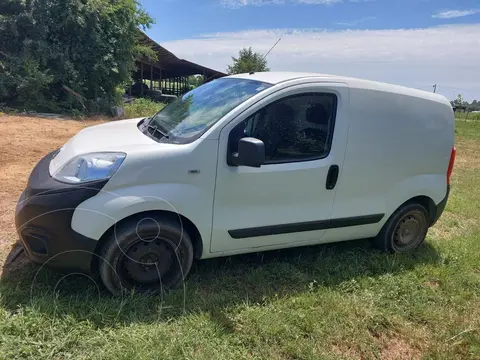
[322,85,455,243]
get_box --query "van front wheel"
[99,215,193,295]
[374,203,429,253]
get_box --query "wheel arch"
[90,210,203,272]
[395,195,437,226]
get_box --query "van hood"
[49,118,157,175]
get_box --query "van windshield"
[144,78,272,143]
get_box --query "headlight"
[52,152,126,184]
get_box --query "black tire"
[99,214,193,295]
[374,203,429,253]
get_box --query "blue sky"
[139,0,480,100]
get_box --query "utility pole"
[433,84,437,93]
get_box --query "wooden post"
[150,64,153,90]
[140,62,144,96]
[159,69,162,92]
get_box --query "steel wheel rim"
[117,236,180,291]
[392,210,427,252]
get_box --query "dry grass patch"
[429,211,479,241]
[454,138,480,170]
[0,115,104,249]
[377,335,421,360]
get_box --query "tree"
[451,94,464,111]
[188,75,204,89]
[227,47,270,75]
[450,96,480,112]
[468,100,480,112]
[456,94,464,106]
[0,0,154,114]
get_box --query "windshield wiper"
[147,124,169,139]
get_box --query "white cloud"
[221,0,340,8]
[297,0,341,3]
[160,25,480,101]
[336,16,376,26]
[432,9,480,19]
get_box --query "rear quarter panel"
[327,86,454,241]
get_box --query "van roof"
[227,72,451,106]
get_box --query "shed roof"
[137,32,226,80]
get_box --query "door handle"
[326,165,339,190]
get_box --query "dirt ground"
[0,115,104,264]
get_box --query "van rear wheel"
[99,215,193,295]
[374,203,429,253]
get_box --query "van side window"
[228,93,337,163]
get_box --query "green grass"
[455,118,480,139]
[123,98,166,119]
[1,123,479,359]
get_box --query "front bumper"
[15,151,107,273]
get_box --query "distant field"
[455,112,480,121]
[0,115,479,359]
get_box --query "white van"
[15,72,456,294]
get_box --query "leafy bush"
[0,0,155,115]
[123,98,166,119]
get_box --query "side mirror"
[232,137,265,167]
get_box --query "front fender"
[71,183,213,250]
